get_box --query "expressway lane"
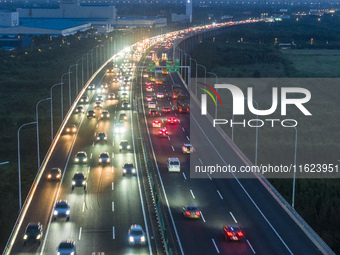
[8,54,155,254]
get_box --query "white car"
[167,158,180,172]
[128,225,146,246]
[53,200,70,221]
[114,123,125,133]
[148,102,156,109]
[56,240,76,255]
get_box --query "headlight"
[129,236,134,243]
[36,234,41,239]
[128,104,130,107]
[83,158,87,162]
[70,252,74,255]
[56,174,60,178]
[82,181,86,185]
[132,169,136,173]
[97,137,100,140]
[66,128,70,132]
[99,158,102,162]
[75,158,79,162]
[66,210,70,215]
[141,236,145,242]
[47,174,51,178]
[73,128,76,132]
[23,235,27,240]
[127,145,131,149]
[107,114,110,117]
[54,210,58,215]
[123,169,126,173]
[107,159,110,162]
[72,181,76,185]
[101,114,104,117]
[119,145,122,149]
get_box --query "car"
[65,124,77,134]
[101,83,109,88]
[75,151,87,163]
[53,200,70,221]
[72,172,86,190]
[145,81,152,86]
[94,101,103,108]
[155,80,163,85]
[123,163,136,176]
[119,140,131,152]
[162,107,171,113]
[96,95,104,102]
[98,152,110,164]
[146,86,153,92]
[47,168,61,181]
[80,96,89,103]
[167,158,180,172]
[96,132,107,142]
[119,113,128,121]
[122,101,130,108]
[23,222,43,245]
[182,205,201,219]
[143,73,149,78]
[97,87,107,93]
[108,93,116,99]
[87,110,95,118]
[120,92,129,99]
[157,92,164,98]
[148,102,156,109]
[88,84,96,90]
[56,240,76,255]
[128,225,146,246]
[182,144,194,154]
[100,110,110,119]
[223,225,244,241]
[75,106,84,113]
[149,110,158,116]
[120,84,129,91]
[152,120,161,128]
[114,122,125,133]
[158,128,168,137]
[112,77,119,82]
[167,117,178,124]
[145,95,153,101]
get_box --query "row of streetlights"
[176,46,298,208]
[16,39,112,212]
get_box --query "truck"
[171,84,182,99]
[177,95,190,113]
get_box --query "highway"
[3,22,331,255]
[7,53,159,254]
[138,41,325,255]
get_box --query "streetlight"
[76,59,83,95]
[207,72,218,119]
[60,72,70,120]
[36,97,51,170]
[18,121,37,211]
[82,53,89,85]
[68,65,77,108]
[197,64,207,84]
[50,83,62,141]
[285,121,298,209]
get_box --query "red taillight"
[167,119,170,122]
[226,231,233,237]
[165,132,168,135]
[185,211,191,216]
[159,131,162,134]
[237,231,244,237]
[174,119,177,122]
[179,108,182,112]
[195,211,200,216]
[187,109,189,111]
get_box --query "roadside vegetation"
[190,15,340,253]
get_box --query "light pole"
[50,83,62,141]
[246,97,259,166]
[197,64,207,84]
[90,48,95,75]
[82,53,88,85]
[285,121,298,208]
[18,121,37,211]
[68,65,76,108]
[207,72,218,119]
[76,59,83,95]
[36,97,51,170]
[60,72,70,120]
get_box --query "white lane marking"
[247,240,256,254]
[190,189,195,199]
[82,202,85,212]
[199,158,203,164]
[217,190,223,199]
[96,124,98,128]
[162,119,164,123]
[112,152,114,159]
[79,227,82,240]
[94,132,96,137]
[182,172,187,180]
[88,166,90,173]
[174,113,177,116]
[178,119,181,123]
[182,127,185,131]
[112,182,114,190]
[112,141,114,146]
[113,227,115,239]
[207,173,212,180]
[230,212,238,223]
[168,136,171,140]
[170,102,172,105]
[92,142,94,147]
[171,146,175,151]
[200,211,206,222]
[112,202,114,211]
[191,113,294,255]
[212,239,220,253]
[112,166,114,173]
[186,136,190,141]
[90,153,93,159]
